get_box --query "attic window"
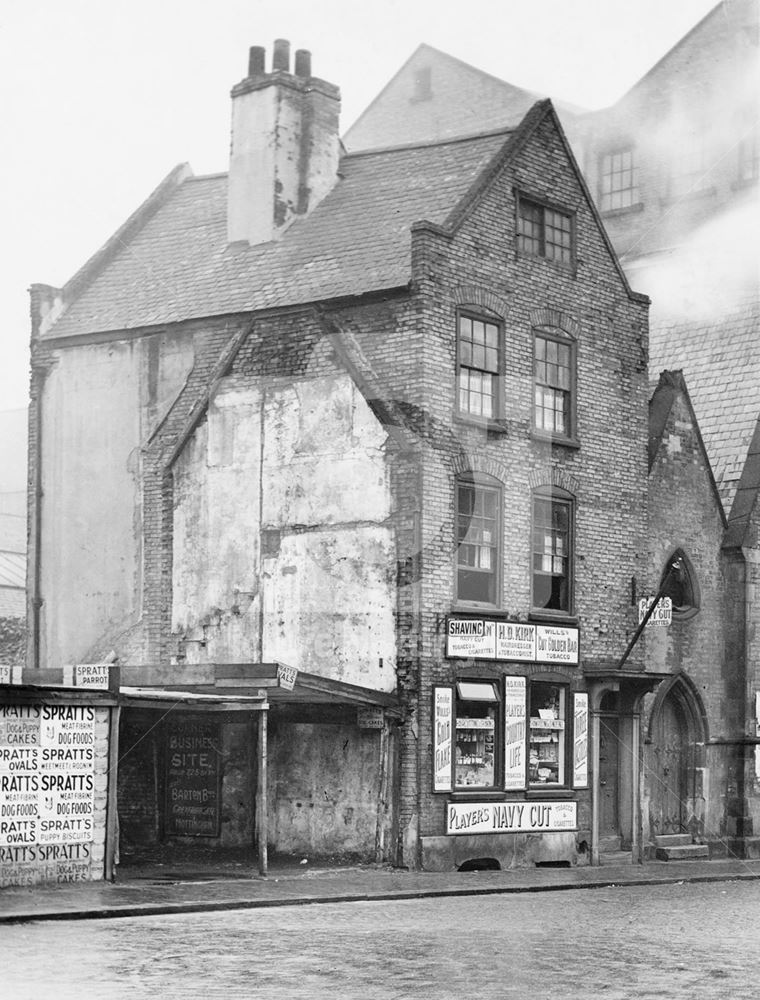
[660,550,700,620]
[599,148,640,212]
[669,138,712,198]
[411,66,432,103]
[517,196,573,266]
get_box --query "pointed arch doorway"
[648,674,707,838]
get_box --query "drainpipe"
[28,364,47,671]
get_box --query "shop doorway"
[598,714,620,843]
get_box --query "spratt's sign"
[446,800,577,836]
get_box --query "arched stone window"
[659,549,700,620]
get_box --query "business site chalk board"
[165,717,221,837]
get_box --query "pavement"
[3,852,760,923]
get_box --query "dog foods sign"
[0,704,109,886]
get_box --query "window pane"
[457,482,498,604]
[518,200,543,255]
[529,682,566,786]
[458,316,500,415]
[534,334,572,437]
[455,696,497,788]
[532,496,571,611]
[600,148,639,211]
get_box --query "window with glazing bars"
[457,480,499,605]
[670,140,711,197]
[534,333,573,437]
[532,495,571,612]
[517,198,572,265]
[599,149,639,211]
[458,314,500,419]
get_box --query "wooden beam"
[257,708,268,876]
[104,705,121,882]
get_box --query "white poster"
[446,619,496,659]
[503,676,526,790]
[0,705,95,848]
[496,622,535,662]
[535,625,579,664]
[573,693,589,788]
[447,800,577,835]
[433,687,453,791]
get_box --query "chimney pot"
[294,49,312,77]
[248,46,266,77]
[272,38,290,72]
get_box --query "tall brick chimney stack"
[227,40,341,245]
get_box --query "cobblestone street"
[5,879,760,999]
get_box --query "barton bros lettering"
[165,719,221,837]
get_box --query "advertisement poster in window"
[433,687,453,792]
[504,676,527,789]
[573,693,589,788]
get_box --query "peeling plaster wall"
[268,720,384,857]
[39,335,194,666]
[172,372,396,689]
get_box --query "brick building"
[8,29,675,882]
[7,3,758,886]
[343,0,760,861]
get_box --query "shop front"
[117,663,401,872]
[422,618,590,871]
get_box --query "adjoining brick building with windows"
[344,0,760,863]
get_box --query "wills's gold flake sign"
[447,619,579,666]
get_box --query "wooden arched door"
[651,694,689,835]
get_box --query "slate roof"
[648,370,725,516]
[725,414,760,548]
[344,43,584,153]
[43,129,512,342]
[649,291,760,513]
[0,550,25,589]
[0,587,25,619]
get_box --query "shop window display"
[454,681,499,788]
[529,681,566,786]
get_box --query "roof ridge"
[342,127,515,159]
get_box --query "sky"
[0,0,720,413]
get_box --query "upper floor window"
[533,329,576,441]
[738,127,759,184]
[599,148,639,211]
[670,139,711,198]
[517,196,573,266]
[457,313,501,420]
[456,476,500,606]
[532,490,573,614]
